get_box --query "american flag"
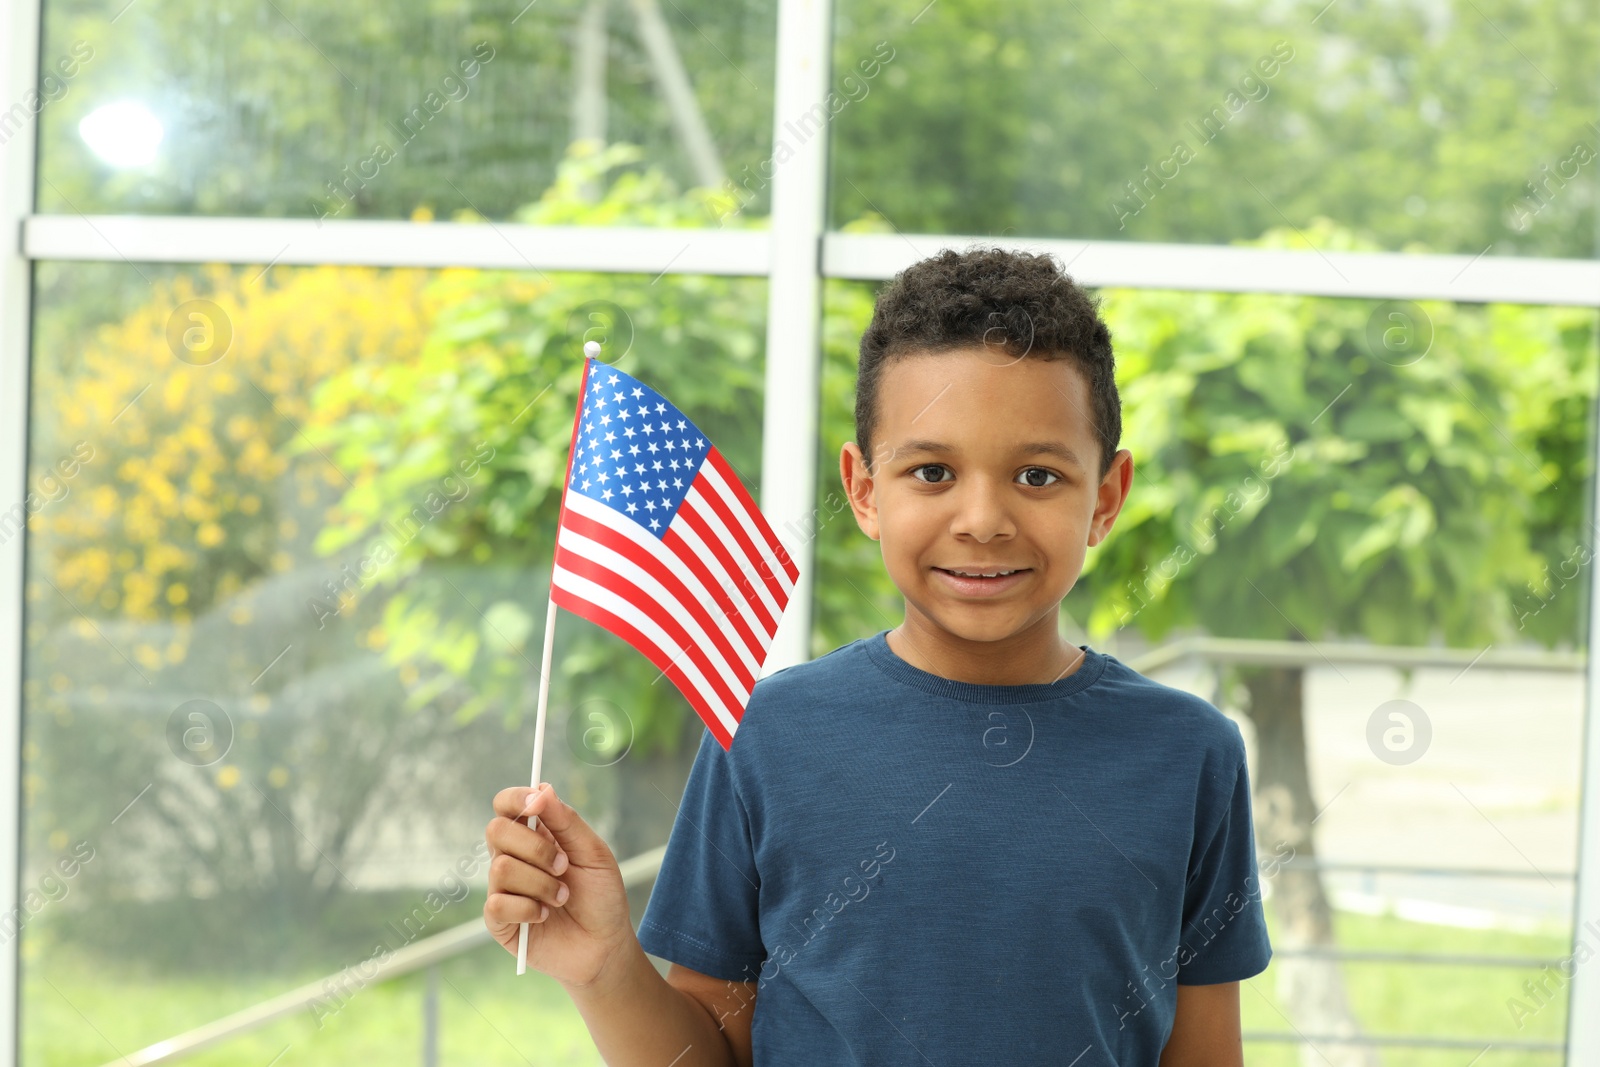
[549,356,797,750]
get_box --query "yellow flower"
[215,765,240,790]
[196,522,225,547]
[48,830,68,851]
[268,766,290,788]
[166,583,189,605]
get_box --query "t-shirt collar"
[863,628,1108,705]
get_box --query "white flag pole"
[517,339,600,976]
[516,593,561,975]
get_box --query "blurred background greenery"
[16,0,1600,1063]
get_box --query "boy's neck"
[886,617,1085,687]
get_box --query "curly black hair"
[854,245,1120,482]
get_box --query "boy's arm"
[564,934,756,1067]
[1158,981,1244,1067]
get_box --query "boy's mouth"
[932,566,1032,595]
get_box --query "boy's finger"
[493,783,553,821]
[486,892,549,927]
[512,783,610,864]
[485,814,567,874]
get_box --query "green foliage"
[1077,220,1598,647]
[811,267,904,657]
[305,144,769,752]
[814,220,1599,653]
[39,0,777,221]
[834,0,1599,258]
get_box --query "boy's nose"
[948,480,1017,542]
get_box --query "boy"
[484,246,1272,1065]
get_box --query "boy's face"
[840,347,1133,653]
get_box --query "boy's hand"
[484,783,634,990]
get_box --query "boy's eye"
[909,465,1061,487]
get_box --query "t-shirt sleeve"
[1176,722,1274,984]
[636,727,765,983]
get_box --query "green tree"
[832,0,1599,258]
[39,0,776,220]
[1079,221,1596,1062]
[304,143,771,861]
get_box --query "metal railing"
[91,637,1586,1065]
[99,847,667,1067]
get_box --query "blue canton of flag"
[568,369,711,535]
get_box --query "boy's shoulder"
[739,634,873,720]
[1093,652,1248,764]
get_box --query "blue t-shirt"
[636,628,1272,1065]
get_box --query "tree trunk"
[627,0,727,189]
[1239,663,1379,1067]
[571,0,608,203]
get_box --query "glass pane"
[817,277,1598,1062]
[21,257,768,1064]
[37,0,775,224]
[830,1,1600,259]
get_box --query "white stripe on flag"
[672,499,775,642]
[564,491,761,676]
[683,483,783,626]
[555,523,754,691]
[550,563,744,740]
[698,459,797,596]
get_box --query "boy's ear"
[1087,448,1135,547]
[840,442,881,541]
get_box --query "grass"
[21,894,1576,1065]
[1239,909,1571,1066]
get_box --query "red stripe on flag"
[659,525,766,664]
[705,448,799,584]
[687,480,788,616]
[553,545,750,722]
[550,579,737,751]
[675,497,781,629]
[558,508,757,694]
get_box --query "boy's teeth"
[948,569,1017,578]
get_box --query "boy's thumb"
[523,786,610,863]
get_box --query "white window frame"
[3,0,1598,1061]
